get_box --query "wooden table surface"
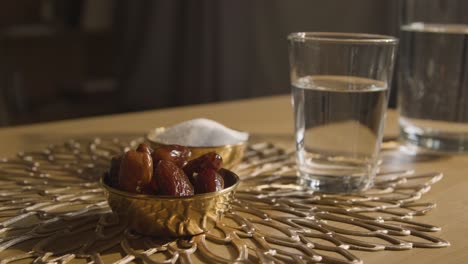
[0,95,466,263]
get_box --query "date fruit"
[193,168,224,194]
[118,150,153,193]
[156,160,194,196]
[136,143,153,155]
[109,144,227,196]
[183,152,223,179]
[152,145,191,168]
[109,155,122,187]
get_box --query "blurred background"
[0,0,398,127]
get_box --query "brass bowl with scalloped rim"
[101,168,240,237]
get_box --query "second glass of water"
[288,32,398,193]
[398,0,468,152]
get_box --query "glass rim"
[288,32,398,44]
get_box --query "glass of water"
[288,32,398,193]
[398,0,468,152]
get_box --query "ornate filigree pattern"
[0,138,449,264]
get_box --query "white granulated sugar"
[156,118,249,146]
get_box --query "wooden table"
[0,95,466,263]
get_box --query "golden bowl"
[101,168,240,237]
[146,127,247,169]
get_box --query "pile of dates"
[108,143,224,196]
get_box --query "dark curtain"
[114,0,397,112]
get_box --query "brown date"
[149,173,159,194]
[109,155,122,187]
[152,145,191,168]
[136,143,153,155]
[183,152,223,180]
[193,168,224,194]
[118,150,153,193]
[155,160,194,196]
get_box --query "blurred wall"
[0,0,116,126]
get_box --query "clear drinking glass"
[288,32,398,193]
[398,0,468,152]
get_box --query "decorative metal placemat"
[0,138,449,264]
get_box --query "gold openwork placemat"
[0,138,449,263]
